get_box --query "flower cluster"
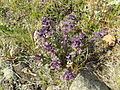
[34,16,58,65]
[37,16,54,38]
[62,14,78,32]
[34,54,41,60]
[90,30,107,42]
[35,16,55,52]
[42,16,54,25]
[34,14,87,81]
[50,60,61,70]
[63,68,74,80]
[71,32,85,49]
[60,14,78,45]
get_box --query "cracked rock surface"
[69,69,110,90]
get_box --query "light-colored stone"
[97,44,120,90]
[70,69,109,90]
[47,86,54,90]
[46,85,60,90]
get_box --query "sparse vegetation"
[0,0,120,90]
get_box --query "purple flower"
[37,26,51,37]
[61,28,71,35]
[42,16,54,25]
[37,25,53,38]
[71,42,77,48]
[63,68,74,80]
[66,15,72,19]
[71,35,79,42]
[37,31,43,36]
[78,32,85,39]
[66,14,77,19]
[69,21,77,26]
[49,20,54,25]
[41,25,51,32]
[99,30,106,37]
[66,55,71,59]
[94,32,102,39]
[61,14,78,35]
[72,14,78,18]
[63,21,77,29]
[64,28,71,32]
[63,24,69,27]
[69,24,74,28]
[50,60,61,70]
[70,33,84,48]
[71,33,85,41]
[43,32,51,38]
[89,37,96,42]
[89,30,106,42]
[42,16,50,25]
[43,42,52,51]
[34,54,41,60]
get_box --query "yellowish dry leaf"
[102,34,116,46]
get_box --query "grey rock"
[97,44,120,90]
[70,69,110,90]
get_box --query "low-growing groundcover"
[0,0,120,90]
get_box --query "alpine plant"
[33,13,106,80]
